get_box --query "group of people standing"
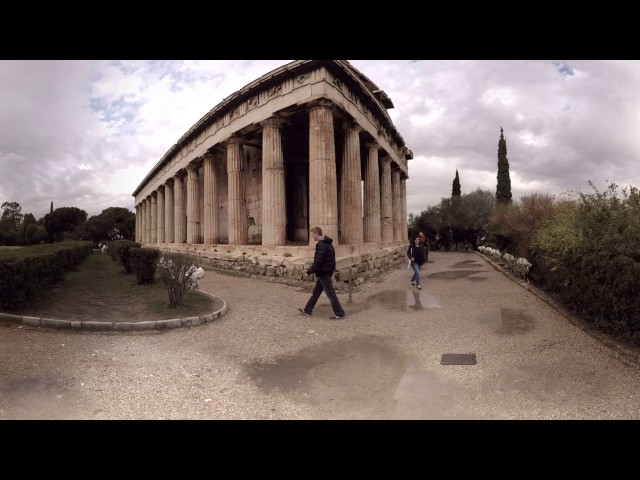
[299,227,430,320]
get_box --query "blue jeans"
[304,274,345,316]
[410,262,423,286]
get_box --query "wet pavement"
[2,250,640,419]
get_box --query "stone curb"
[474,250,640,367]
[0,291,227,332]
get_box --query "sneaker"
[329,314,346,320]
[417,285,422,290]
[411,281,415,286]
[298,308,311,317]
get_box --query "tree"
[44,206,88,241]
[50,201,53,214]
[1,201,23,230]
[82,207,136,243]
[452,169,461,197]
[496,127,513,205]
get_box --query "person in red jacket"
[298,226,346,320]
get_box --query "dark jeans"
[304,274,345,316]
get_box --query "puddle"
[246,335,463,419]
[477,307,536,334]
[429,270,488,280]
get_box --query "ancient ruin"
[132,60,413,285]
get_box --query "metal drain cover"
[441,353,477,365]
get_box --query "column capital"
[308,98,337,113]
[342,120,362,133]
[260,116,288,128]
[227,135,244,146]
[366,141,380,150]
[187,162,199,173]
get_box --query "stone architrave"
[340,121,363,245]
[380,155,393,242]
[227,137,247,245]
[364,142,381,243]
[308,101,338,243]
[164,180,174,243]
[260,117,287,246]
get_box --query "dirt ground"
[2,251,640,420]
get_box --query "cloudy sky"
[1,60,638,221]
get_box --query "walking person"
[418,231,430,263]
[299,226,346,320]
[407,236,427,290]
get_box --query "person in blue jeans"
[407,236,427,289]
[299,226,346,320]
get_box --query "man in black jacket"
[299,226,346,320]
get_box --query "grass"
[7,250,222,322]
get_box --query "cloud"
[1,59,639,224]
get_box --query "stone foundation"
[144,243,407,291]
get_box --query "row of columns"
[136,102,408,247]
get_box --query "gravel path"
[2,250,640,419]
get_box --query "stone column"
[150,192,158,243]
[227,136,247,245]
[401,175,408,241]
[202,153,218,245]
[157,186,165,243]
[340,121,363,245]
[308,101,338,243]
[260,117,287,246]
[145,197,151,244]
[392,167,401,241]
[140,201,146,243]
[363,142,381,243]
[135,204,140,243]
[164,180,174,243]
[186,163,200,244]
[380,155,393,242]
[174,172,187,244]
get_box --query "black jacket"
[407,243,427,266]
[307,236,336,276]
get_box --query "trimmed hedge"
[0,241,93,310]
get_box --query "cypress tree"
[452,169,461,197]
[50,201,53,214]
[496,127,512,204]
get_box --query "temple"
[132,60,413,285]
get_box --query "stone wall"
[149,244,407,291]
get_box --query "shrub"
[115,240,141,273]
[156,252,204,307]
[129,247,160,284]
[531,182,640,344]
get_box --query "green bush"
[129,247,160,284]
[531,182,640,345]
[115,240,141,273]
